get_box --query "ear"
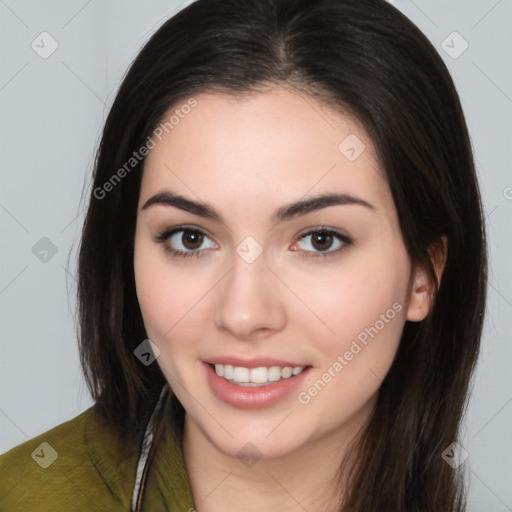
[406,236,448,322]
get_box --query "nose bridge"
[214,245,285,340]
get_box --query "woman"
[0,0,487,510]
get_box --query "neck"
[182,397,375,512]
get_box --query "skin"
[133,86,443,511]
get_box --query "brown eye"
[294,228,352,258]
[310,231,334,251]
[179,229,204,250]
[154,226,217,258]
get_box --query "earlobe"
[406,236,448,322]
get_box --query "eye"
[154,225,352,259]
[154,226,217,258]
[292,228,352,258]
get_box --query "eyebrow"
[141,189,375,224]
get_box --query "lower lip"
[204,362,311,409]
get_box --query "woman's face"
[134,87,424,460]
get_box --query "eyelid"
[154,224,214,242]
[296,225,350,240]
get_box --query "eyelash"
[153,225,353,259]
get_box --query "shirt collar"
[141,392,195,510]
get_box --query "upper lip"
[204,356,309,369]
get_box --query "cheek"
[134,237,212,350]
[294,249,409,428]
[299,240,410,361]
[134,236,182,339]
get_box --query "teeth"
[223,364,234,380]
[268,366,281,382]
[250,367,268,383]
[233,366,250,383]
[213,364,305,385]
[281,367,293,378]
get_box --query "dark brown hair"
[76,0,487,510]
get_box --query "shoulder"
[0,407,139,512]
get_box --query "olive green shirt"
[0,397,195,511]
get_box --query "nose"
[214,251,287,341]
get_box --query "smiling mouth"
[207,363,309,387]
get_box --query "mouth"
[207,362,308,387]
[203,361,312,409]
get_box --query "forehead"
[140,88,389,212]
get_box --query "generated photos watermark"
[93,97,198,200]
[297,301,403,405]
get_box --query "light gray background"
[0,1,511,510]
